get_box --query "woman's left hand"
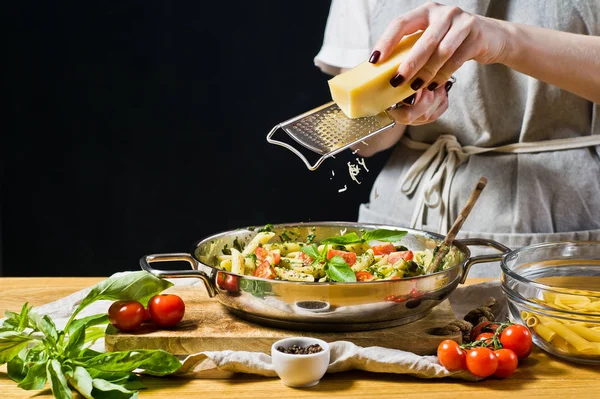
[391,80,453,126]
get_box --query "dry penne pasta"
[533,322,556,342]
[525,316,538,328]
[543,320,595,353]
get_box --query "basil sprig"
[321,228,407,245]
[0,271,182,399]
[301,244,357,283]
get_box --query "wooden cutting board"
[105,286,461,356]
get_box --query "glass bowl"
[501,241,600,365]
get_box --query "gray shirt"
[315,0,600,276]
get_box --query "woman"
[314,1,600,276]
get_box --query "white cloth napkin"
[5,272,506,381]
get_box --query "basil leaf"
[29,313,58,346]
[64,323,86,358]
[25,343,48,364]
[6,348,27,382]
[82,349,181,376]
[18,361,48,390]
[67,314,109,337]
[326,256,357,282]
[92,378,137,399]
[70,271,173,323]
[0,331,36,364]
[87,369,139,385]
[77,348,103,361]
[47,359,72,399]
[362,229,407,243]
[300,244,321,261]
[1,303,32,333]
[67,366,94,399]
[321,232,362,245]
[84,326,107,346]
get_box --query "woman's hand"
[370,1,508,91]
[351,81,453,157]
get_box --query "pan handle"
[455,238,512,284]
[139,253,217,297]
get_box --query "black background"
[3,1,393,277]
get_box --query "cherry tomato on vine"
[500,324,532,360]
[147,294,185,328]
[465,347,499,378]
[475,332,495,343]
[493,348,519,378]
[437,340,466,371]
[108,300,146,332]
[470,321,500,342]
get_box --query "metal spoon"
[426,176,488,274]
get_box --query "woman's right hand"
[370,1,509,92]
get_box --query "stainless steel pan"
[140,222,510,332]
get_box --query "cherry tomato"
[494,348,519,378]
[255,247,280,265]
[217,272,240,292]
[254,246,269,261]
[254,260,276,279]
[108,300,146,332]
[475,332,495,343]
[270,249,281,265]
[470,321,500,342]
[465,347,499,378]
[147,294,185,328]
[371,242,396,255]
[327,249,357,266]
[500,324,533,360]
[355,271,374,282]
[388,250,414,264]
[298,252,313,266]
[437,340,466,371]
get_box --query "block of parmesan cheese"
[328,32,423,118]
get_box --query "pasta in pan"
[215,226,464,283]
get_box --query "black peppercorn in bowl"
[271,337,330,387]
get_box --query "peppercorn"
[277,344,323,354]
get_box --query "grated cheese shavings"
[347,162,362,184]
[338,185,348,193]
[356,157,369,172]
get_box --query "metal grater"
[266,101,395,171]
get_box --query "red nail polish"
[427,82,438,91]
[369,50,380,64]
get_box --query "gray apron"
[354,0,600,277]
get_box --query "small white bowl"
[271,337,330,388]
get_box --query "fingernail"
[445,81,453,93]
[427,82,438,91]
[402,94,416,106]
[369,50,380,64]
[390,73,405,87]
[410,78,424,91]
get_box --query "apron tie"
[400,134,469,233]
[398,133,600,234]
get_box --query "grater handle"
[266,124,327,171]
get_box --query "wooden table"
[1,277,599,398]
